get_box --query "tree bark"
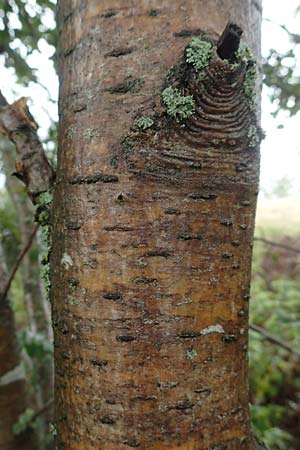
[53,1,262,449]
[0,248,38,450]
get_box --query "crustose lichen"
[235,43,257,111]
[247,124,260,148]
[162,87,195,121]
[35,191,53,301]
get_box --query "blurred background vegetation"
[0,1,299,449]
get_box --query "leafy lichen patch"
[136,116,154,130]
[186,37,213,75]
[161,87,195,121]
[235,43,257,110]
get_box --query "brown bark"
[0,249,38,450]
[53,1,262,449]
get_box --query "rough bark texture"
[53,1,262,449]
[0,250,38,450]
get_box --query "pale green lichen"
[49,422,57,437]
[248,124,260,148]
[186,37,213,79]
[36,191,53,301]
[200,324,224,335]
[36,191,52,226]
[13,408,35,434]
[61,253,74,269]
[136,116,154,130]
[186,349,197,361]
[236,43,257,110]
[162,86,195,121]
[236,43,253,64]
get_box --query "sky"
[0,0,300,195]
[261,0,300,195]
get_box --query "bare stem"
[0,224,39,303]
[250,323,300,356]
[254,236,300,254]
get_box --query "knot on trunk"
[115,23,262,190]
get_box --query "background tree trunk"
[0,137,54,449]
[0,247,38,450]
[0,138,51,339]
[53,1,262,449]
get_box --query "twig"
[31,398,54,422]
[254,237,300,254]
[250,323,300,356]
[0,224,39,302]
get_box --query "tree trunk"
[53,1,262,449]
[0,138,54,448]
[0,138,51,339]
[0,248,38,450]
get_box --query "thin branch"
[250,323,300,356]
[263,18,300,44]
[254,237,300,254]
[31,398,54,422]
[0,224,39,303]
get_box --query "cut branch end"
[217,22,243,61]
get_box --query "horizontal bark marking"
[124,439,141,448]
[178,325,225,339]
[158,381,178,390]
[134,395,158,401]
[188,192,218,200]
[102,292,122,300]
[222,252,234,259]
[222,334,238,343]
[174,29,203,38]
[116,335,136,343]
[99,415,116,425]
[176,232,202,241]
[132,277,158,285]
[173,400,194,410]
[104,225,134,232]
[68,173,119,184]
[101,9,117,18]
[144,249,172,258]
[220,219,233,226]
[105,47,134,57]
[107,78,144,94]
[194,387,211,395]
[90,359,108,367]
[164,208,182,215]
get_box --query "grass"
[255,196,300,237]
